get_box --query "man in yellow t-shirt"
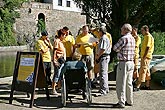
[75,25,96,81]
[62,26,75,61]
[131,27,141,84]
[135,25,154,91]
[36,30,53,86]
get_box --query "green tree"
[0,0,26,46]
[37,18,46,36]
[73,0,165,41]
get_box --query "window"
[66,1,71,7]
[58,0,62,6]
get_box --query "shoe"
[92,78,99,85]
[133,87,140,92]
[141,86,151,90]
[125,101,133,106]
[91,83,97,89]
[51,90,59,96]
[113,103,125,108]
[97,92,107,97]
[106,89,110,93]
[96,90,107,97]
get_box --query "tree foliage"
[73,0,165,37]
[0,0,26,46]
[37,18,46,36]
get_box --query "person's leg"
[145,58,151,88]
[133,58,139,85]
[93,61,99,83]
[52,66,59,95]
[116,61,126,106]
[99,56,110,94]
[47,62,52,85]
[136,58,147,89]
[43,62,51,85]
[126,61,134,105]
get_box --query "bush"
[139,32,165,55]
[152,32,165,55]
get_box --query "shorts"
[133,58,139,79]
[138,58,151,82]
[81,54,94,71]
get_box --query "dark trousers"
[66,57,72,62]
[43,62,52,85]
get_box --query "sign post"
[9,51,50,108]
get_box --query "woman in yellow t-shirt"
[36,30,53,86]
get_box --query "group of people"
[36,23,154,108]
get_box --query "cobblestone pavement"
[0,76,165,110]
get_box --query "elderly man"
[113,24,135,108]
[96,26,111,96]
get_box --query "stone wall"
[14,2,86,40]
[0,45,29,52]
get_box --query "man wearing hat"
[36,30,53,86]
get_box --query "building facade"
[14,0,86,41]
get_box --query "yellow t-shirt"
[141,33,154,59]
[62,35,75,57]
[93,30,100,38]
[106,32,112,46]
[134,36,141,59]
[76,33,93,55]
[36,39,52,62]
[93,30,112,45]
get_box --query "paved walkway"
[0,76,165,110]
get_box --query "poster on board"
[17,55,36,83]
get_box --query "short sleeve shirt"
[36,39,52,62]
[54,38,66,60]
[76,33,94,55]
[140,33,154,59]
[98,34,111,54]
[62,35,75,57]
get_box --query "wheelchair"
[61,66,92,107]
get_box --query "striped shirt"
[113,33,135,61]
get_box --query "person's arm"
[96,49,105,60]
[52,40,59,66]
[38,41,49,53]
[113,38,124,52]
[143,47,149,59]
[143,35,150,59]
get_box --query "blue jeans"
[53,63,64,83]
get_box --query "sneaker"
[133,87,140,92]
[113,103,125,108]
[141,86,151,90]
[106,89,110,93]
[51,90,59,96]
[92,78,99,84]
[91,82,97,89]
[97,90,107,96]
[125,101,133,106]
[97,92,107,97]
